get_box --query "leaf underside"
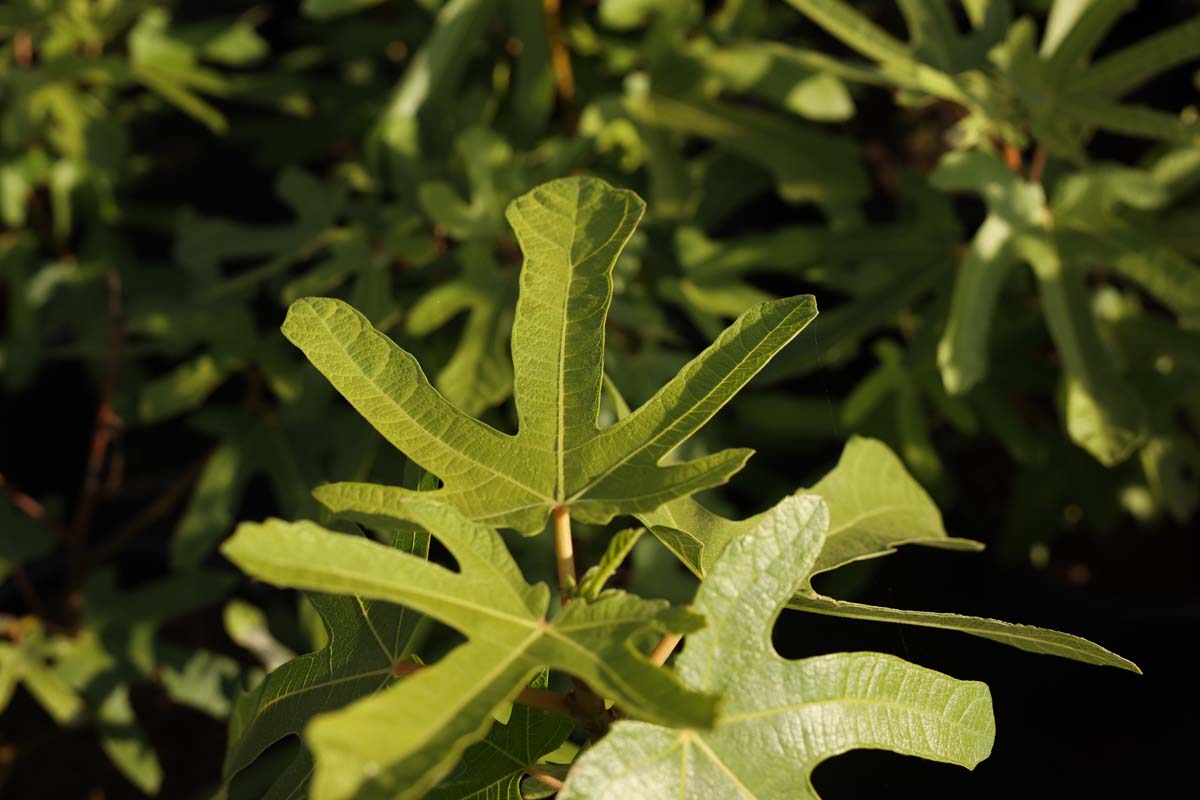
[222,500,715,800]
[561,494,996,799]
[282,176,818,534]
[641,436,1139,674]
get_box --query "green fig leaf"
[283,176,817,534]
[640,436,1139,673]
[561,494,996,798]
[222,499,716,800]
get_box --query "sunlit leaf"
[285,177,817,533]
[640,436,1139,672]
[221,523,432,799]
[561,495,995,798]
[222,499,715,800]
[425,670,572,800]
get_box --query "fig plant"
[220,177,1136,799]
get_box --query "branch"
[0,472,58,615]
[0,472,49,524]
[1003,143,1022,172]
[10,568,44,617]
[1028,142,1047,185]
[543,0,576,131]
[67,269,125,594]
[93,455,208,563]
[13,30,32,67]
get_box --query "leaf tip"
[312,482,347,512]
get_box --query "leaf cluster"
[0,1,1187,796]
[219,176,1136,799]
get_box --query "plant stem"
[1028,142,1047,185]
[0,472,48,523]
[0,473,55,615]
[67,269,125,597]
[648,633,683,667]
[1003,143,1022,172]
[542,0,576,133]
[543,0,574,102]
[518,687,576,718]
[11,569,44,617]
[93,455,207,563]
[526,764,564,791]
[13,30,32,66]
[552,505,575,604]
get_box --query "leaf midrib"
[824,503,938,541]
[534,184,632,501]
[553,187,578,502]
[790,596,1139,670]
[719,694,991,737]
[243,545,542,635]
[253,666,393,718]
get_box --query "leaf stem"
[1003,143,1022,172]
[526,764,564,791]
[67,269,125,598]
[648,633,684,667]
[552,505,575,605]
[0,472,48,523]
[1028,142,1047,185]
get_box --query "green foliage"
[785,0,1200,157]
[1,1,1188,796]
[560,496,994,798]
[426,669,572,800]
[223,521,432,800]
[284,177,816,533]
[643,436,1139,671]
[216,177,1131,798]
[225,502,712,799]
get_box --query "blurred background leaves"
[1,0,1198,797]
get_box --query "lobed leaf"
[222,499,716,799]
[425,670,571,800]
[285,177,817,534]
[222,525,431,798]
[640,436,1139,673]
[561,495,995,798]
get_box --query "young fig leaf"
[222,526,431,799]
[283,176,817,534]
[561,494,996,798]
[640,436,1139,673]
[425,670,571,800]
[222,499,716,800]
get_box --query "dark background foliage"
[2,0,1198,797]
